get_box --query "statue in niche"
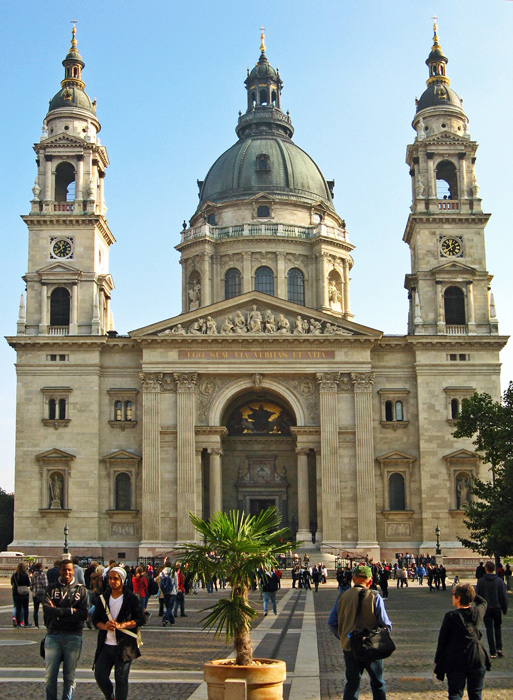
[456,475,470,509]
[277,314,290,334]
[416,116,426,140]
[415,178,425,199]
[247,305,262,333]
[328,278,342,312]
[188,282,201,310]
[49,472,63,509]
[264,309,277,334]
[221,316,234,334]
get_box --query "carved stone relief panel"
[196,376,233,424]
[283,376,319,424]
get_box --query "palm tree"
[180,507,297,665]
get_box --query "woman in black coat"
[11,562,31,627]
[434,582,490,700]
[92,566,146,700]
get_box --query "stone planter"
[204,658,287,700]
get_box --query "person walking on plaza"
[434,582,490,700]
[328,564,392,700]
[43,559,88,700]
[475,560,508,658]
[11,561,31,627]
[173,562,187,618]
[92,566,146,700]
[159,559,176,627]
[261,569,280,616]
[30,561,48,628]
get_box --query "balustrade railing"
[446,325,467,335]
[181,222,348,243]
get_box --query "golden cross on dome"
[260,26,266,53]
[70,18,78,46]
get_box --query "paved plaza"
[0,576,511,699]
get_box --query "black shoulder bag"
[350,589,396,662]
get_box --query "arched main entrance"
[202,389,318,541]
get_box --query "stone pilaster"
[296,447,311,543]
[208,447,223,516]
[174,372,198,542]
[139,371,163,547]
[316,372,341,543]
[351,372,379,550]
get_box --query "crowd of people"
[8,551,511,700]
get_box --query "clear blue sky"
[1,1,512,492]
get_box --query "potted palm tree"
[180,507,297,700]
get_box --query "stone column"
[342,259,351,318]
[314,448,322,544]
[296,448,311,543]
[243,252,252,293]
[208,447,223,516]
[427,153,436,201]
[458,153,467,198]
[98,172,105,214]
[316,373,341,544]
[466,281,475,332]
[139,372,163,548]
[174,372,198,542]
[44,155,52,202]
[436,281,445,333]
[276,253,286,299]
[201,252,211,306]
[351,372,379,551]
[39,283,47,334]
[69,283,78,334]
[76,155,84,203]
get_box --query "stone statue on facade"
[457,475,470,509]
[233,311,248,333]
[328,278,342,312]
[294,315,305,334]
[188,282,201,310]
[206,316,218,334]
[247,305,262,332]
[416,116,426,141]
[277,314,290,334]
[221,316,234,334]
[49,472,63,509]
[264,309,277,333]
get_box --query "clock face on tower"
[50,237,73,259]
[440,236,462,257]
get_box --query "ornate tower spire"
[61,21,86,91]
[425,16,450,88]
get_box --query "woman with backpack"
[11,561,31,627]
[93,566,146,700]
[434,582,490,700]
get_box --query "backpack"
[160,573,174,596]
[148,577,159,596]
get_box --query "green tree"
[452,382,513,557]
[0,488,14,551]
[180,507,296,665]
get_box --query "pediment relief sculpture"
[157,304,353,337]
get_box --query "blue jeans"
[484,608,502,655]
[94,643,132,700]
[263,591,277,614]
[173,591,185,616]
[342,650,386,700]
[45,633,83,700]
[163,594,176,623]
[447,667,486,700]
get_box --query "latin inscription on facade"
[178,350,334,360]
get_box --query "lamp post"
[63,523,69,555]
[435,524,441,556]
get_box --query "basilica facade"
[8,25,507,561]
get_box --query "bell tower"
[403,20,498,336]
[19,25,115,337]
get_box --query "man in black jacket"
[476,560,508,658]
[43,559,88,700]
[260,570,279,615]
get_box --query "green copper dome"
[416,21,464,115]
[48,86,97,115]
[198,40,334,211]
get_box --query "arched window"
[444,286,465,325]
[58,398,66,420]
[207,212,216,225]
[259,89,268,105]
[436,160,458,199]
[49,399,57,420]
[115,472,132,510]
[287,268,305,305]
[125,401,133,421]
[385,401,393,422]
[50,287,70,326]
[114,401,123,421]
[54,162,76,202]
[225,268,241,299]
[389,473,406,511]
[395,401,403,421]
[451,398,460,419]
[255,266,274,296]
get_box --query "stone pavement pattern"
[0,578,511,699]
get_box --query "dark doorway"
[249,498,276,517]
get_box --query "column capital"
[295,447,310,457]
[208,447,223,457]
[351,372,375,392]
[139,371,163,392]
[316,372,340,392]
[173,372,198,392]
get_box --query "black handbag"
[40,636,46,659]
[350,589,396,662]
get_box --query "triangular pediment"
[37,261,79,275]
[424,132,474,147]
[376,450,416,463]
[35,448,75,461]
[432,261,476,275]
[443,449,477,461]
[250,192,276,202]
[130,292,382,339]
[41,133,89,147]
[102,449,141,463]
